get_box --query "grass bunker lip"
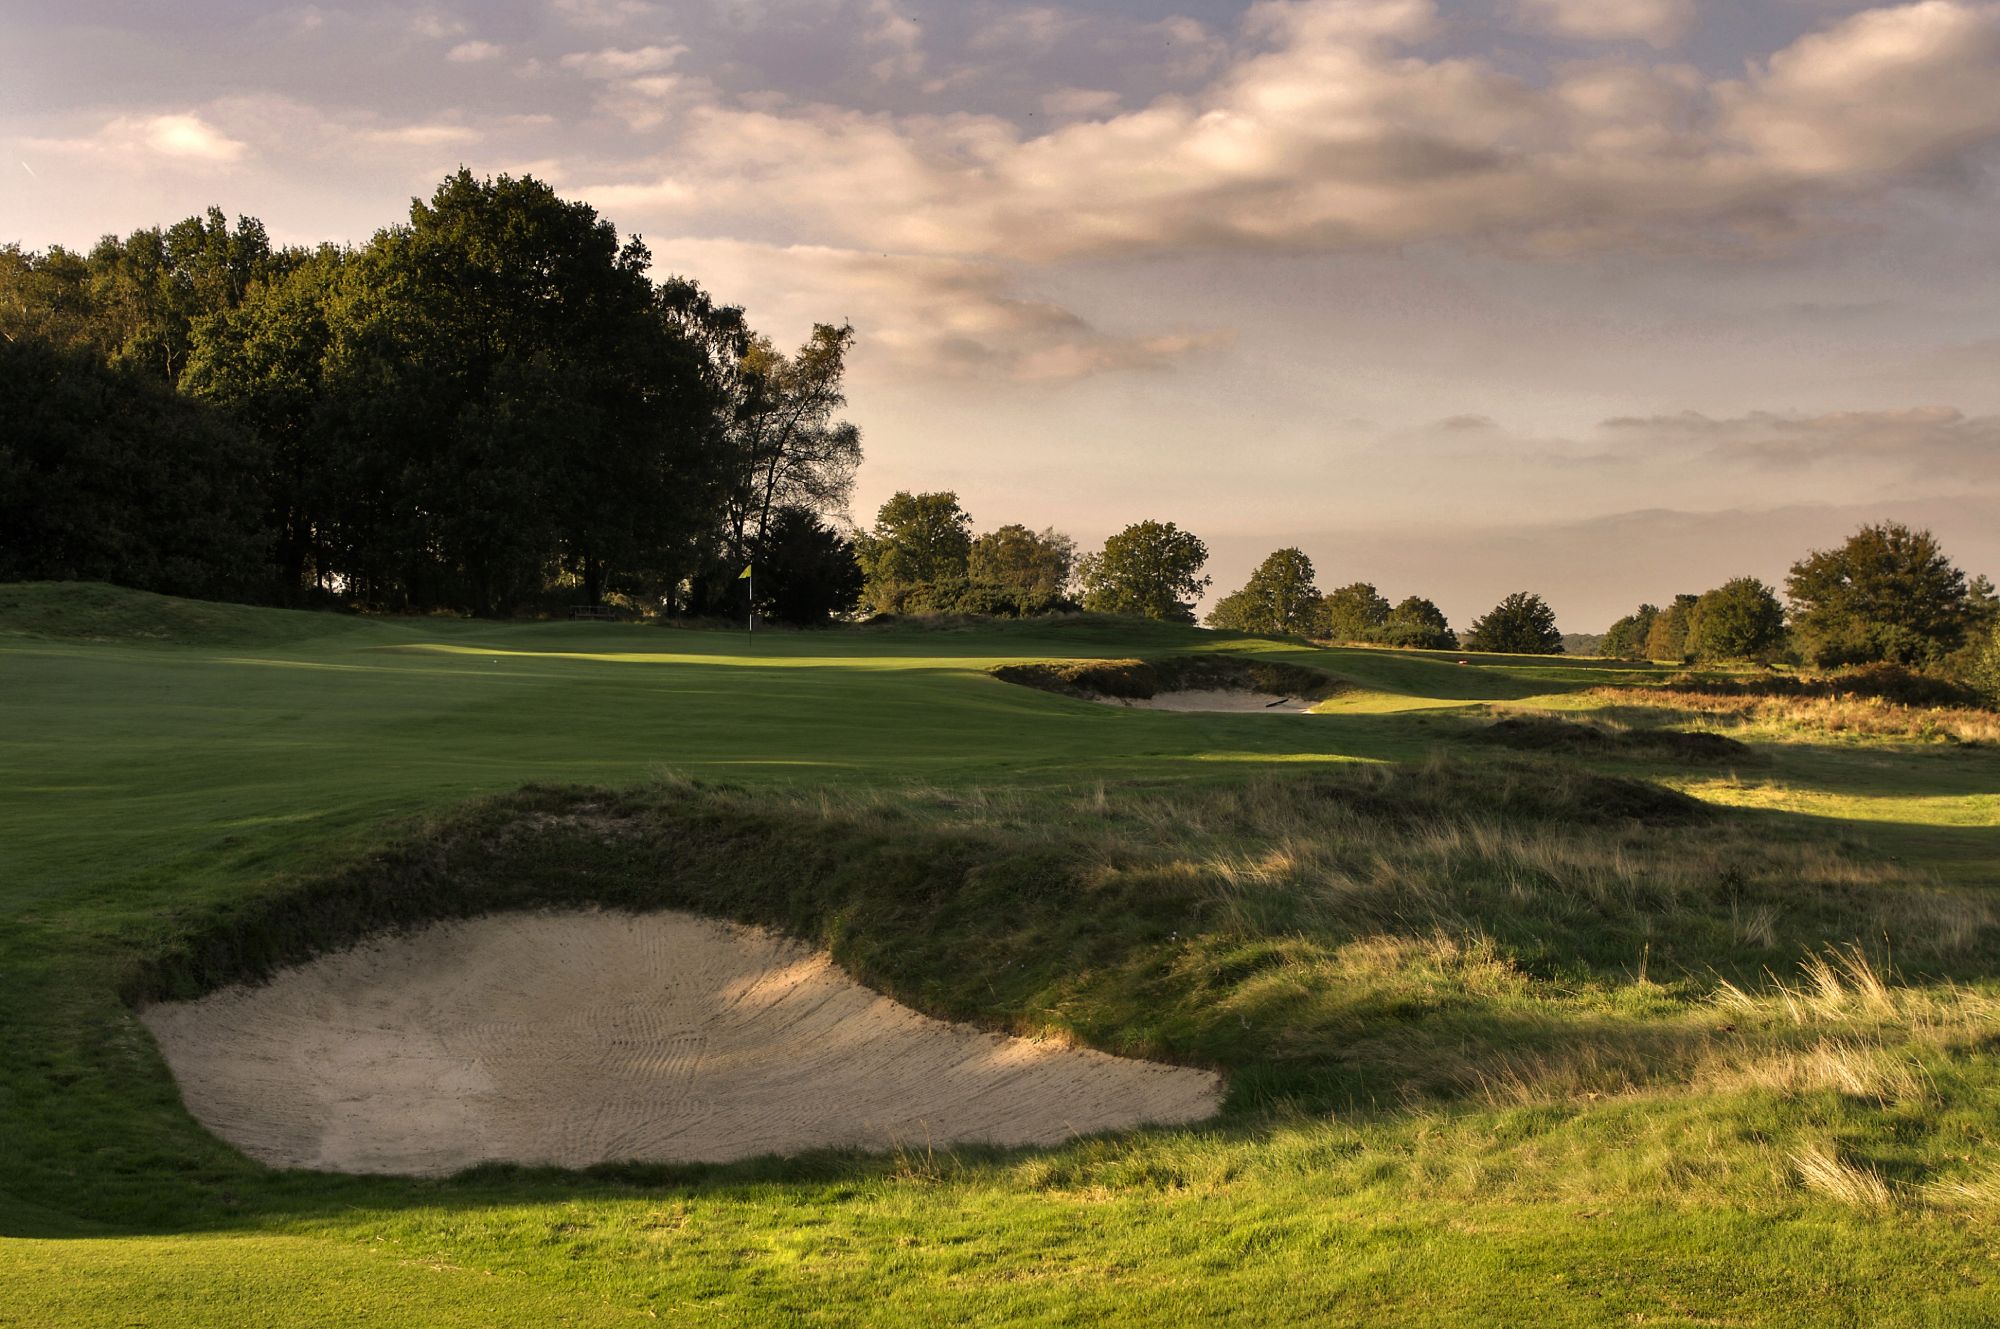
[991,655,1352,711]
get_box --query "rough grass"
[1587,686,2000,745]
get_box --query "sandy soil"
[1103,689,1316,713]
[140,910,1223,1176]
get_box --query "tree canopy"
[1786,522,1974,667]
[4,172,859,616]
[1078,521,1210,622]
[1464,592,1563,654]
[968,525,1077,616]
[855,492,974,615]
[1380,596,1457,650]
[1317,582,1391,643]
[1206,548,1320,635]
[1687,577,1787,661]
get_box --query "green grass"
[3,582,1999,1327]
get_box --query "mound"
[993,655,1346,713]
[140,910,1222,1176]
[0,581,348,647]
[1473,715,1749,762]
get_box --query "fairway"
[5,585,2000,1326]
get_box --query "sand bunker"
[140,910,1222,1176]
[1102,689,1316,713]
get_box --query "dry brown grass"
[1587,686,2000,744]
[1793,1142,1896,1210]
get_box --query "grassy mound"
[992,654,1350,703]
[1471,715,1751,763]
[0,581,352,648]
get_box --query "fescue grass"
[3,581,1999,1326]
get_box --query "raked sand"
[140,910,1223,1176]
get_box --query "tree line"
[1211,523,1999,691]
[1,172,862,618]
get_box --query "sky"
[5,0,1999,630]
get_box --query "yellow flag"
[738,564,753,580]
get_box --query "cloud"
[1596,406,2000,477]
[549,0,658,27]
[558,44,686,78]
[581,0,2000,262]
[650,238,1229,382]
[357,123,483,147]
[447,40,504,63]
[33,113,250,165]
[1515,0,1697,46]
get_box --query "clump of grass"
[1793,1142,1896,1211]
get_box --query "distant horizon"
[10,0,1998,630]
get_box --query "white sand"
[140,910,1223,1176]
[1103,689,1316,713]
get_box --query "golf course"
[4,580,2000,1326]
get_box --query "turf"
[3,582,1998,1327]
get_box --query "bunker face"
[1102,689,1316,713]
[140,911,1222,1176]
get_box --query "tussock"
[1793,1143,1895,1211]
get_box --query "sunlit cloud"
[1515,0,1698,46]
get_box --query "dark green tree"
[1380,595,1457,649]
[1078,520,1210,622]
[855,491,974,614]
[754,506,862,626]
[1317,582,1391,642]
[1464,591,1563,654]
[0,337,266,599]
[1787,523,1975,666]
[1205,548,1320,635]
[1687,577,1787,661]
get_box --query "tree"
[855,491,974,614]
[1686,577,1787,661]
[1464,592,1563,654]
[720,320,863,564]
[1205,548,1320,635]
[0,336,267,600]
[968,525,1077,615]
[1380,596,1456,650]
[1317,582,1391,643]
[1787,523,1976,667]
[754,506,862,626]
[182,246,348,598]
[1643,594,1699,661]
[1602,604,1659,658]
[1967,620,2000,706]
[1078,520,1210,622]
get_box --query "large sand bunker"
[140,910,1222,1176]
